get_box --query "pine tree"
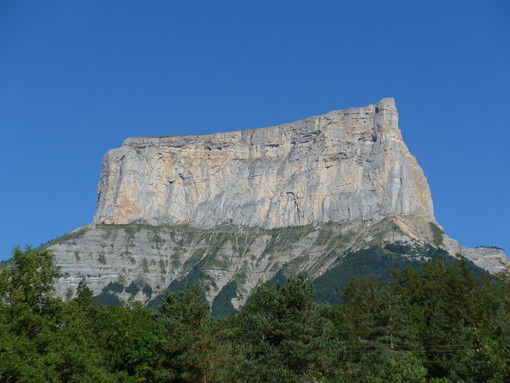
[234,274,342,382]
[156,284,237,382]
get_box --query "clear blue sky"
[1,0,509,261]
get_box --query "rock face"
[95,98,434,229]
[45,98,508,307]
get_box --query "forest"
[1,248,509,382]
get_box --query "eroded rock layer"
[94,98,434,229]
[49,217,507,308]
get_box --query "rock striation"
[94,98,434,229]
[44,98,508,307]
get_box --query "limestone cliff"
[43,98,508,307]
[94,98,434,229]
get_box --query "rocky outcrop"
[94,98,434,229]
[44,98,507,306]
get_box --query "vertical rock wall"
[94,98,435,229]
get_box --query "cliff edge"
[94,98,435,229]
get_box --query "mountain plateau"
[40,98,508,309]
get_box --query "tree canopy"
[1,248,509,382]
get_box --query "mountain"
[95,98,432,228]
[41,98,508,309]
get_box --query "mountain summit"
[95,98,434,228]
[45,99,508,308]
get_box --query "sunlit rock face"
[94,98,435,229]
[46,98,508,307]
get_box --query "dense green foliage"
[144,244,466,317]
[313,245,426,304]
[1,247,509,382]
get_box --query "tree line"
[1,247,509,382]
